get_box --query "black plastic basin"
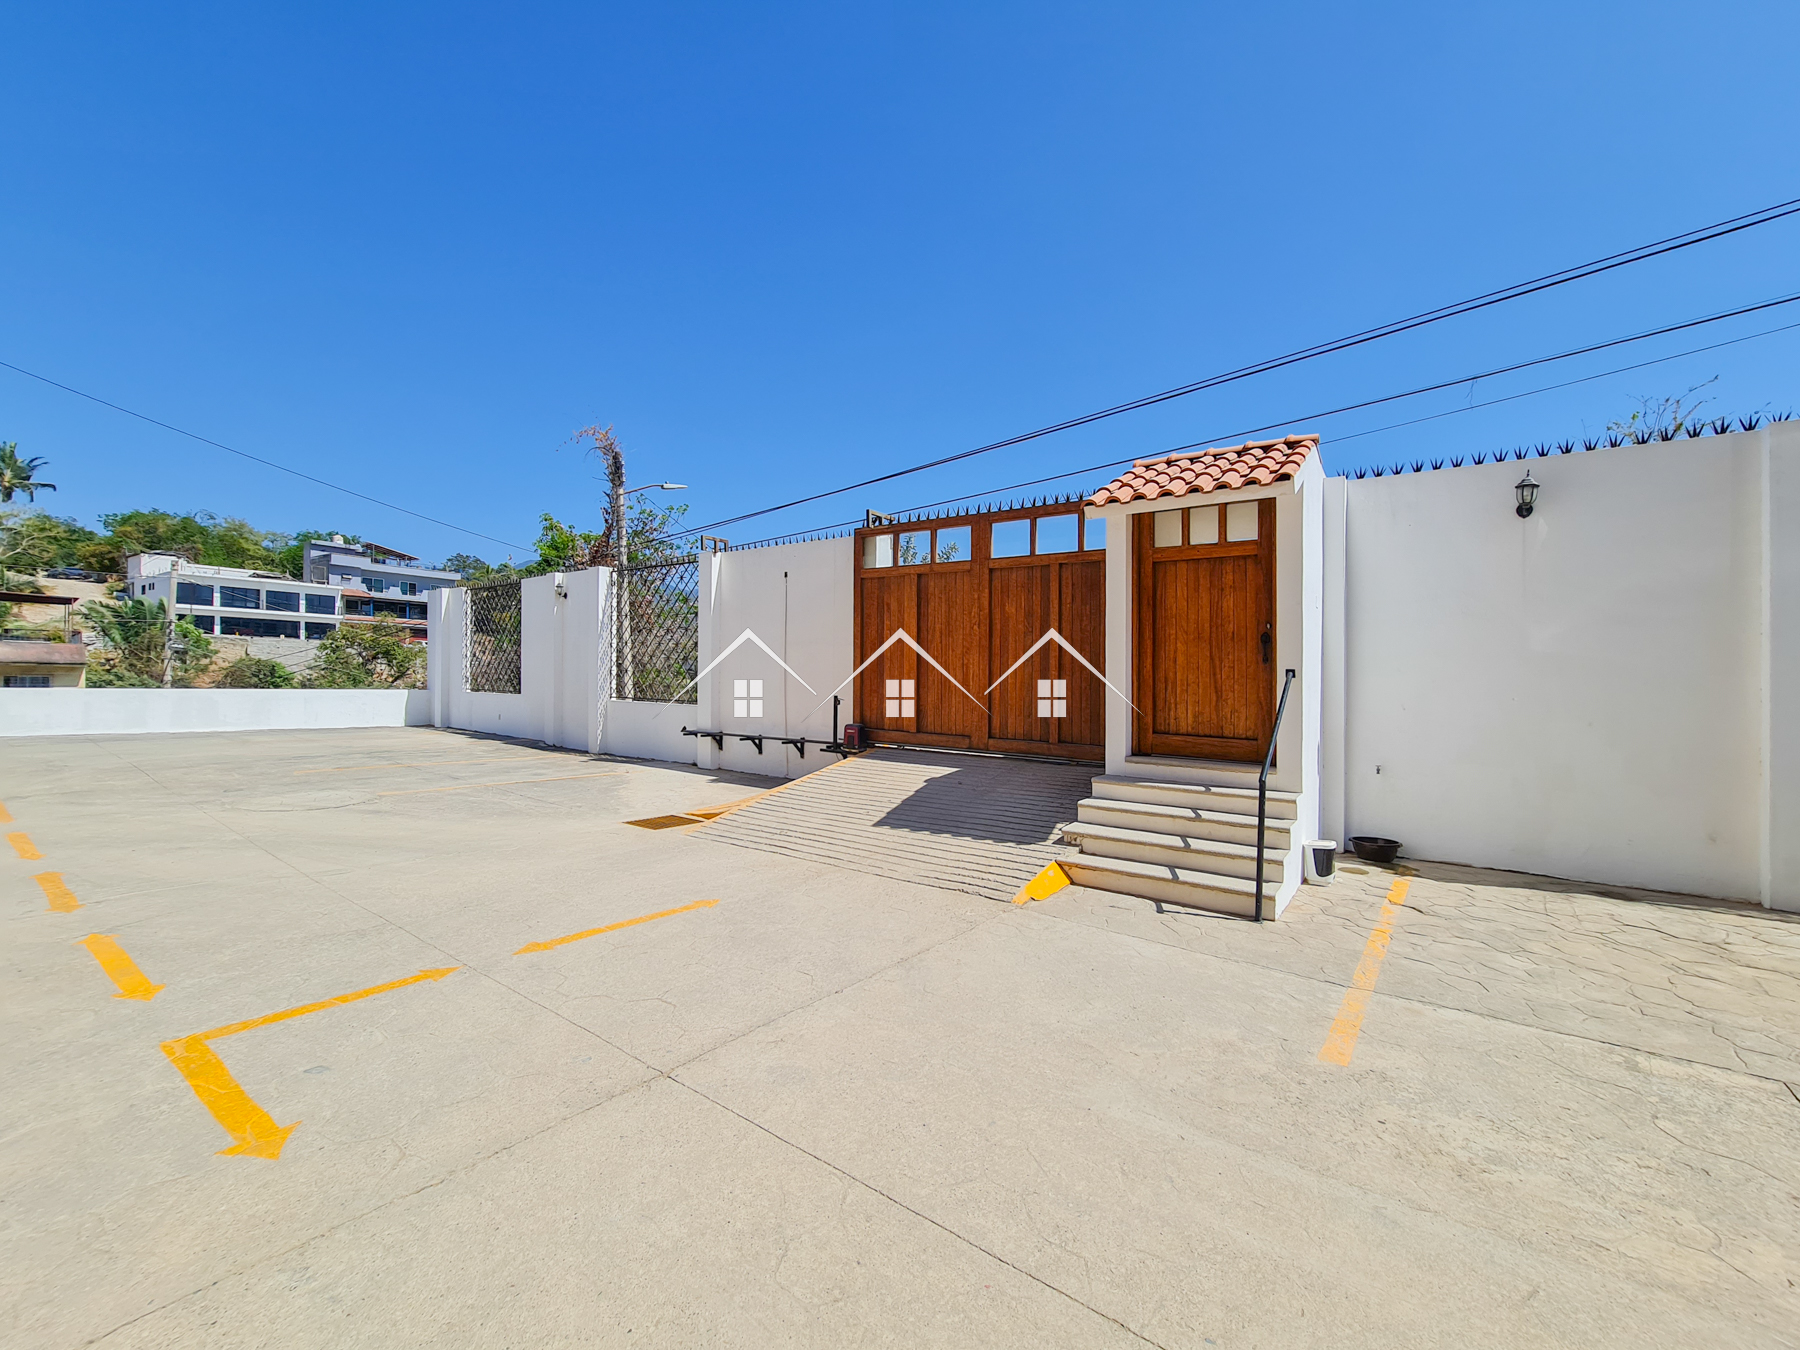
[1349,836,1402,864]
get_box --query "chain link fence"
[613,556,697,703]
[465,580,522,694]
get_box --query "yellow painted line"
[294,755,546,775]
[160,1035,298,1159]
[1318,877,1412,1066]
[162,965,460,1160]
[198,966,459,1041]
[376,770,625,797]
[688,754,859,830]
[1012,861,1072,905]
[34,872,80,912]
[77,934,165,1001]
[684,794,765,820]
[0,800,12,823]
[516,899,719,954]
[8,831,44,860]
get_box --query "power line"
[728,296,1800,545]
[678,195,1800,537]
[0,359,530,551]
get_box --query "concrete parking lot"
[3,727,1797,1348]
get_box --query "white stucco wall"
[429,570,608,752]
[0,687,429,737]
[695,537,855,780]
[1324,424,1796,906]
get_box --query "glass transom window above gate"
[1037,679,1067,718]
[733,680,763,717]
[885,679,914,718]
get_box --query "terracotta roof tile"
[1088,434,1318,506]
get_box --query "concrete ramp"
[700,747,1089,902]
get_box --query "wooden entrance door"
[853,504,1106,760]
[1132,497,1275,762]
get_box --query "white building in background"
[124,554,344,640]
[302,537,460,643]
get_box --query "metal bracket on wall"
[737,735,765,754]
[679,727,726,750]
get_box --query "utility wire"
[678,196,1800,538]
[728,296,1800,546]
[0,358,530,551]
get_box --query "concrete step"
[1091,774,1299,819]
[1062,820,1288,882]
[1075,796,1293,847]
[1119,754,1267,789]
[1060,853,1276,919]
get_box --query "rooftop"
[1089,434,1318,507]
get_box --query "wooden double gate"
[853,502,1106,761]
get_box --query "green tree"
[1,510,103,571]
[443,552,497,582]
[79,596,215,686]
[217,656,296,688]
[0,443,56,503]
[305,617,423,688]
[77,510,291,574]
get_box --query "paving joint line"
[670,1077,1168,1349]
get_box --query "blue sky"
[3,2,1797,563]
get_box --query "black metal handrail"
[1254,668,1297,923]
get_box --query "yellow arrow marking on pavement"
[1318,877,1411,1066]
[9,831,44,860]
[162,966,460,1160]
[516,899,719,954]
[34,872,80,912]
[160,1036,298,1159]
[77,934,165,1001]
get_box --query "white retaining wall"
[1323,422,1799,910]
[0,687,430,737]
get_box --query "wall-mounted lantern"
[1515,470,1540,518]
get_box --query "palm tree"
[0,443,57,503]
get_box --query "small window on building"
[1153,510,1182,548]
[408,604,427,621]
[3,675,51,688]
[1225,500,1259,542]
[367,577,386,593]
[304,593,336,615]
[885,678,915,718]
[1084,517,1106,551]
[1035,514,1078,554]
[304,622,335,640]
[187,614,215,634]
[265,590,300,612]
[898,531,929,566]
[991,519,1030,558]
[1189,505,1219,545]
[1036,679,1068,718]
[934,525,970,562]
[733,679,764,718]
[176,581,214,606]
[862,534,895,568]
[220,586,261,609]
[403,581,419,596]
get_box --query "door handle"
[1260,628,1271,664]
